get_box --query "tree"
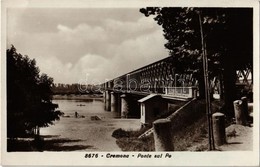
[140,7,253,114]
[7,45,62,139]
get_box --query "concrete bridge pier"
[121,94,129,118]
[117,93,122,117]
[105,90,111,111]
[111,92,119,113]
[103,91,106,110]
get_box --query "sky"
[7,8,169,84]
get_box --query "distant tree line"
[52,83,102,95]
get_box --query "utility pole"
[198,11,215,150]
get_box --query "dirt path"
[218,124,253,151]
[41,117,141,151]
[187,124,253,151]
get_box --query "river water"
[41,98,140,151]
[53,98,119,119]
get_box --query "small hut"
[138,94,168,126]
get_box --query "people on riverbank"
[75,112,78,118]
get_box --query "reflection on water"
[53,99,119,119]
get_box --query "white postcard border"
[1,0,259,166]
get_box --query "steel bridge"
[101,56,253,126]
[102,56,198,96]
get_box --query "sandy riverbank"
[41,116,141,151]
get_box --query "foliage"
[112,128,130,139]
[112,126,152,139]
[7,45,63,138]
[116,136,155,151]
[112,128,155,151]
[140,7,253,111]
[140,7,252,72]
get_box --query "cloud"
[57,23,108,42]
[57,24,71,32]
[104,16,157,42]
[35,28,168,84]
[33,28,168,84]
[36,54,112,84]
[110,29,168,75]
[7,9,169,84]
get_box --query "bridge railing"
[165,87,197,99]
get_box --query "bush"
[112,128,130,139]
[116,136,155,151]
[112,127,155,151]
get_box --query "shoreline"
[53,94,103,100]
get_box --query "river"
[52,98,119,119]
[41,98,141,151]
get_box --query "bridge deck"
[107,86,196,102]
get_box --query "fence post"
[153,119,174,151]
[212,112,226,146]
[233,100,246,125]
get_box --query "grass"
[112,99,225,152]
[7,136,93,152]
[111,116,209,152]
[173,116,208,151]
[116,136,155,151]
[112,126,151,139]
[112,126,155,151]
[7,139,35,152]
[169,99,228,151]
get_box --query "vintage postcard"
[1,0,259,166]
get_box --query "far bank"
[53,94,103,100]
